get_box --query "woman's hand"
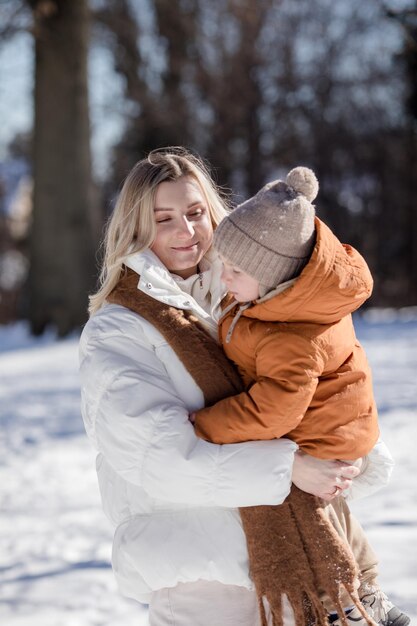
[292,450,361,501]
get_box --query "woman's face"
[151,176,214,278]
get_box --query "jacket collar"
[123,247,226,333]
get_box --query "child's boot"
[329,583,410,626]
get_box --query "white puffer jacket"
[79,249,394,604]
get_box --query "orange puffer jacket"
[194,218,380,460]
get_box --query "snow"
[0,315,416,625]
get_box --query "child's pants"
[148,498,378,626]
[321,495,379,611]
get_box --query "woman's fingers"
[319,461,360,499]
[291,452,360,499]
[336,462,360,479]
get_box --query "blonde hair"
[89,147,230,315]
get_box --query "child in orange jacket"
[192,167,409,626]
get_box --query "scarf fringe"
[257,585,375,626]
[240,487,376,626]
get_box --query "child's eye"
[232,268,241,274]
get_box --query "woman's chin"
[172,248,203,267]
[169,255,202,277]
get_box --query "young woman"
[79,148,392,626]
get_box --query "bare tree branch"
[0,1,32,41]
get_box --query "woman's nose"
[177,218,195,238]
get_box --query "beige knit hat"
[213,166,319,291]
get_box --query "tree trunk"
[405,15,417,303]
[28,0,98,336]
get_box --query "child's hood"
[242,217,373,324]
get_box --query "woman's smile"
[172,242,198,250]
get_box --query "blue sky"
[0,30,125,179]
[0,33,33,160]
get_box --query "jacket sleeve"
[194,331,323,444]
[79,307,298,509]
[343,438,394,501]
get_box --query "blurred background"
[1,2,417,625]
[0,0,417,336]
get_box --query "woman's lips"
[172,243,198,251]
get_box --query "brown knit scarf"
[108,268,374,626]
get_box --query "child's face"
[219,255,260,302]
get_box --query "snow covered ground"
[0,314,416,626]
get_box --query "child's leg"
[320,496,379,613]
[329,495,379,587]
[325,497,410,625]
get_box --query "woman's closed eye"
[188,208,204,218]
[155,208,205,224]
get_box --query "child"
[192,167,409,626]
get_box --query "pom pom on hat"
[286,167,319,202]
